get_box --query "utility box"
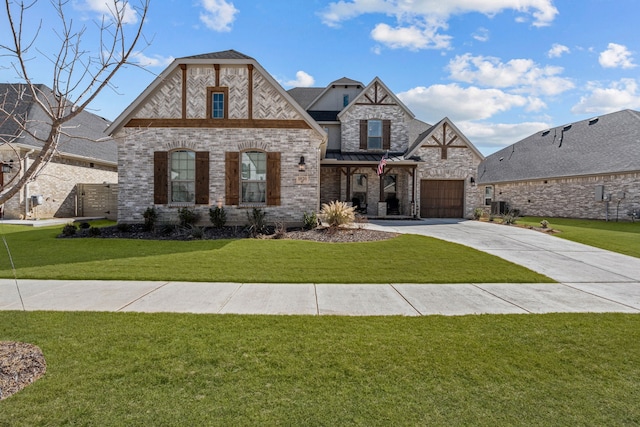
[595,185,604,201]
[31,195,44,206]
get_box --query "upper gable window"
[367,120,382,149]
[343,94,349,107]
[207,87,229,119]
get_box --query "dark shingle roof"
[0,83,116,163]
[287,87,325,110]
[307,110,340,122]
[478,109,640,183]
[179,50,254,60]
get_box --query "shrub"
[61,223,77,236]
[246,208,266,237]
[88,227,102,237]
[272,221,287,239]
[502,209,519,225]
[189,225,204,239]
[320,201,355,228]
[473,207,484,220]
[79,222,90,229]
[178,207,199,227]
[116,223,132,232]
[540,219,549,229]
[302,211,318,230]
[209,206,227,229]
[143,207,158,231]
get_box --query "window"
[368,120,382,149]
[343,94,349,107]
[484,186,493,206]
[241,151,267,203]
[352,173,368,211]
[207,87,229,119]
[170,150,196,203]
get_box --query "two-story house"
[108,50,484,225]
[289,76,485,219]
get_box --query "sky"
[2,0,640,155]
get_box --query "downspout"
[24,149,34,219]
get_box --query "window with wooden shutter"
[359,120,367,149]
[225,152,239,205]
[154,151,168,204]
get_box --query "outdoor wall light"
[1,160,13,173]
[469,176,476,186]
[298,156,306,172]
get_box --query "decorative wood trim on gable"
[214,64,220,87]
[248,64,254,120]
[358,81,395,106]
[425,122,466,159]
[180,64,187,120]
[125,118,311,129]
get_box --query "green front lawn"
[0,223,551,283]
[518,217,640,258]
[2,312,640,425]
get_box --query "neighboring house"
[0,84,117,219]
[107,50,327,225]
[289,77,485,218]
[108,50,484,225]
[477,109,640,221]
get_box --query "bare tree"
[0,0,149,205]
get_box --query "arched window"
[241,150,266,203]
[170,150,195,203]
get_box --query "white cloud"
[319,0,558,50]
[571,78,640,114]
[458,121,551,152]
[371,22,452,50]
[599,43,636,69]
[130,52,174,68]
[398,83,528,122]
[283,71,315,88]
[548,43,570,58]
[83,0,139,24]
[447,53,574,96]
[472,27,490,42]
[200,0,238,32]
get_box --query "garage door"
[420,180,464,218]
[77,183,118,220]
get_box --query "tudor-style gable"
[338,77,415,153]
[406,117,483,164]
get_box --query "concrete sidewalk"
[1,219,639,316]
[1,279,639,316]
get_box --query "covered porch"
[320,152,421,218]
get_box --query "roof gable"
[405,117,484,160]
[478,109,640,183]
[338,77,414,120]
[302,77,365,112]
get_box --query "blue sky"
[2,0,640,155]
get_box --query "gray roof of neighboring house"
[478,109,640,184]
[0,83,116,164]
[287,87,325,110]
[179,50,254,60]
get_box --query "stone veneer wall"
[116,127,322,226]
[2,155,116,219]
[340,104,410,153]
[486,172,640,220]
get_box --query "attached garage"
[420,180,464,218]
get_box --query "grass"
[2,311,640,425]
[517,216,640,258]
[0,222,552,283]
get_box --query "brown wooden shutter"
[225,152,239,205]
[383,119,391,150]
[154,151,168,204]
[266,152,281,206]
[195,151,209,205]
[360,120,367,149]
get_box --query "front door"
[420,180,464,218]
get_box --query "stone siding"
[340,104,410,152]
[135,68,182,119]
[486,172,640,220]
[3,154,116,219]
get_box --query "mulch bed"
[0,342,46,400]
